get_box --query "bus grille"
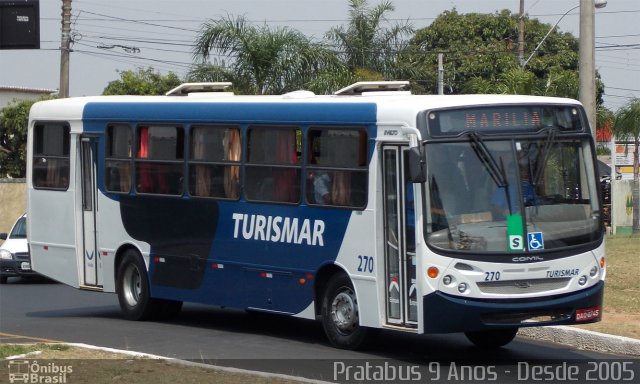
[14,252,30,261]
[477,278,571,294]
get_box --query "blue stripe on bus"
[85,100,373,314]
[131,198,351,313]
[83,101,377,126]
[148,200,352,313]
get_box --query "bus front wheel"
[116,250,158,321]
[465,328,518,348]
[321,273,367,350]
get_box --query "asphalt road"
[1,278,637,383]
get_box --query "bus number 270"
[357,255,374,273]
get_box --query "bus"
[27,81,605,349]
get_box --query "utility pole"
[518,0,525,66]
[438,53,444,95]
[59,0,72,98]
[579,0,597,135]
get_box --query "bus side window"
[306,127,368,209]
[189,125,241,199]
[245,126,301,204]
[135,125,184,196]
[105,124,132,193]
[32,123,71,190]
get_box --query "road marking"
[0,332,63,344]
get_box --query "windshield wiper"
[532,127,557,186]
[467,132,513,215]
[467,132,507,188]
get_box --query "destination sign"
[427,104,585,137]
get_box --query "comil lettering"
[232,213,325,246]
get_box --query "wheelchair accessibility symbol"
[528,232,544,250]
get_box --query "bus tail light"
[427,266,439,279]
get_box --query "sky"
[0,0,638,111]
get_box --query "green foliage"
[0,95,55,178]
[102,67,182,95]
[614,99,640,143]
[192,15,342,95]
[400,8,604,101]
[613,98,640,232]
[325,0,413,78]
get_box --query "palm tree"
[192,16,341,95]
[614,99,640,233]
[325,0,413,78]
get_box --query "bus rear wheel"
[116,250,182,321]
[321,273,367,350]
[465,328,518,348]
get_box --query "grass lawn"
[0,344,305,384]
[575,235,640,339]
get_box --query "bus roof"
[29,92,583,127]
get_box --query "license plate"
[576,306,600,322]
[20,262,31,271]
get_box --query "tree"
[613,99,640,233]
[192,15,341,95]
[400,9,605,100]
[0,96,55,178]
[102,67,182,95]
[325,0,414,78]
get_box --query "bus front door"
[80,137,102,288]
[382,146,418,327]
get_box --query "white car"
[0,214,36,284]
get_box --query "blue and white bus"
[27,81,605,349]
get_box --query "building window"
[32,123,70,190]
[189,125,241,199]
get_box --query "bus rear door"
[80,136,102,288]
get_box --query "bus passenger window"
[245,126,301,203]
[105,124,132,193]
[32,123,70,190]
[135,125,184,195]
[306,127,368,208]
[189,126,241,199]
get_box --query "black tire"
[0,276,8,284]
[465,328,518,348]
[116,250,158,321]
[321,273,368,350]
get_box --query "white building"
[0,85,57,109]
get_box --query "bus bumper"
[422,281,604,333]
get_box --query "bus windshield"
[424,137,601,253]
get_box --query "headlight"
[0,249,13,260]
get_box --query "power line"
[78,10,200,33]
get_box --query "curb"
[518,326,640,356]
[59,343,333,384]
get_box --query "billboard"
[0,0,40,49]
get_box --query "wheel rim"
[122,264,142,307]
[330,288,359,334]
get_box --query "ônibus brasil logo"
[7,360,72,383]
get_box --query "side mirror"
[408,147,426,183]
[0,233,7,241]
